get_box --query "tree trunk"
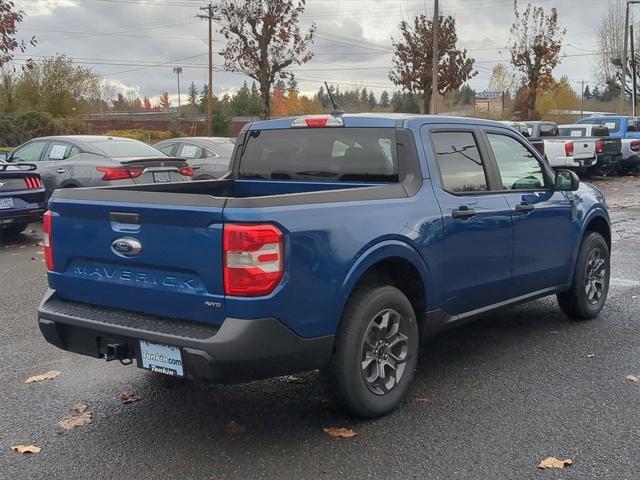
[422,90,431,114]
[527,83,537,121]
[260,82,271,120]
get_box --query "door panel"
[483,131,576,295]
[425,128,513,315]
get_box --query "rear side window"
[559,128,586,137]
[431,131,488,193]
[238,128,398,182]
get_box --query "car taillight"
[24,176,43,189]
[223,224,283,296]
[43,211,54,271]
[631,140,640,152]
[178,165,193,177]
[596,139,604,153]
[96,167,144,181]
[565,142,574,156]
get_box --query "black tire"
[1,223,28,238]
[557,232,610,320]
[325,284,419,418]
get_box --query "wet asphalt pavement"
[1,176,639,480]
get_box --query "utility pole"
[581,80,585,119]
[431,0,439,114]
[198,3,214,136]
[621,2,640,114]
[173,67,183,109]
[633,24,638,116]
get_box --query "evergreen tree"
[249,81,262,115]
[459,85,475,105]
[232,81,252,115]
[187,81,198,107]
[368,91,377,110]
[379,90,390,108]
[199,84,208,113]
[390,91,403,112]
[583,85,592,100]
[592,86,601,101]
[360,88,369,107]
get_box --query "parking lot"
[1,175,639,480]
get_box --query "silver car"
[154,137,234,180]
[6,135,192,198]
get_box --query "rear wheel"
[557,232,610,320]
[325,285,419,418]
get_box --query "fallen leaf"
[626,375,640,383]
[224,420,246,436]
[538,457,573,469]
[11,445,41,454]
[414,397,434,404]
[632,295,638,299]
[58,403,92,430]
[323,427,357,439]
[120,391,140,404]
[281,375,306,384]
[585,353,596,359]
[24,370,60,384]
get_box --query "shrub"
[104,129,179,143]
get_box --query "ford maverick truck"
[37,114,611,417]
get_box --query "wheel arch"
[339,240,431,329]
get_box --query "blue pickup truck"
[38,114,611,417]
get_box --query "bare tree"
[215,0,316,119]
[487,64,517,97]
[509,0,566,120]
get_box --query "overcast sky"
[13,0,610,103]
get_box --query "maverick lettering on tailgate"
[72,266,199,290]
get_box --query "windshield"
[238,128,398,182]
[89,139,167,158]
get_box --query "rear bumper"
[620,154,640,172]
[0,200,45,226]
[37,290,334,383]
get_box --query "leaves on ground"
[538,457,573,469]
[585,353,596,359]
[281,374,306,384]
[626,374,640,383]
[224,420,247,436]
[323,427,357,439]
[58,403,92,430]
[120,391,141,404]
[11,444,41,454]
[24,370,60,384]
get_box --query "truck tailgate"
[47,192,226,326]
[571,139,595,160]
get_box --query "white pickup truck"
[525,121,597,170]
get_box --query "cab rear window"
[238,128,398,182]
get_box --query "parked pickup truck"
[37,114,612,418]
[525,121,597,170]
[558,124,622,175]
[0,162,45,237]
[576,116,640,174]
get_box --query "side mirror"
[555,169,579,192]
[520,129,531,138]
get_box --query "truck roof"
[244,113,516,131]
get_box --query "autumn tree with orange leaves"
[159,92,170,111]
[0,1,36,69]
[509,0,565,120]
[389,14,476,114]
[215,0,316,119]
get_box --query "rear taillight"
[596,139,604,153]
[96,167,144,181]
[223,224,284,296]
[631,140,640,152]
[178,165,194,177]
[43,211,54,271]
[24,176,43,189]
[565,142,574,157]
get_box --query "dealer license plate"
[138,340,184,377]
[153,171,171,183]
[0,198,14,209]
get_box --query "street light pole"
[173,67,183,110]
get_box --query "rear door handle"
[515,203,535,214]
[452,208,477,220]
[56,168,66,174]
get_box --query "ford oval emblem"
[111,237,142,258]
